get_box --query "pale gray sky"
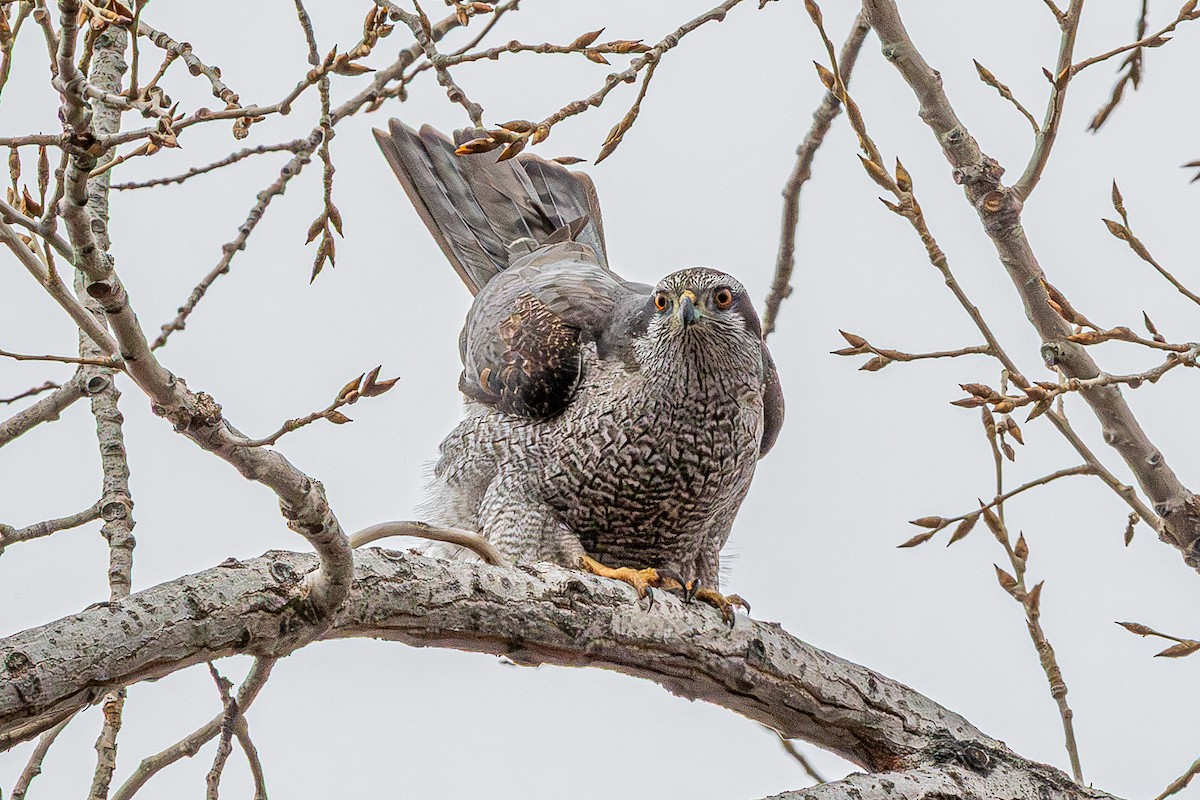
[3,1,1200,797]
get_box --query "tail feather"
[374,120,610,295]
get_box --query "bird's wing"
[758,344,785,457]
[458,243,628,419]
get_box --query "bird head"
[645,268,763,343]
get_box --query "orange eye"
[654,292,669,312]
[713,288,733,309]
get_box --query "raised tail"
[373,120,609,295]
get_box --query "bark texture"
[0,549,1107,798]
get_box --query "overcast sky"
[3,1,1200,797]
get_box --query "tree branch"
[0,549,1109,799]
[0,373,85,448]
[860,0,1200,567]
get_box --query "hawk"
[374,121,783,622]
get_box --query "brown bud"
[839,330,868,348]
[454,137,500,156]
[568,28,605,49]
[1156,641,1200,658]
[898,530,936,548]
[947,515,978,545]
[1116,621,1155,637]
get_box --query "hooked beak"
[677,290,701,327]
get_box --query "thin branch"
[0,500,103,552]
[1071,1,1198,75]
[0,373,85,447]
[1155,755,1200,800]
[233,718,268,800]
[862,0,1200,567]
[0,193,75,259]
[149,129,323,349]
[1103,183,1200,306]
[776,732,827,785]
[980,453,1084,782]
[973,60,1040,133]
[151,10,467,349]
[239,365,397,447]
[901,465,1094,547]
[10,713,76,800]
[136,20,239,106]
[1012,0,1085,200]
[0,380,60,405]
[110,139,308,190]
[0,346,120,368]
[764,12,869,336]
[532,0,752,143]
[111,658,276,800]
[204,663,237,800]
[0,218,120,359]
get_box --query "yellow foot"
[692,587,751,628]
[580,555,679,609]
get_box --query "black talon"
[644,585,655,612]
[655,567,687,595]
[684,579,700,603]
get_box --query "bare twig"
[204,663,237,800]
[862,0,1200,566]
[901,465,1094,547]
[776,731,827,785]
[240,366,398,447]
[111,658,277,800]
[0,192,75,259]
[993,531,1083,782]
[0,374,85,447]
[110,139,308,190]
[0,500,103,552]
[150,128,323,349]
[531,0,752,145]
[295,0,341,282]
[1155,755,1200,800]
[1103,182,1200,306]
[764,12,869,336]
[831,329,992,371]
[1012,0,1085,200]
[10,713,76,800]
[0,346,120,368]
[973,60,1040,133]
[1115,620,1200,658]
[1073,0,1198,75]
[0,379,60,405]
[136,20,239,107]
[0,1,33,100]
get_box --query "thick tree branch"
[763,764,1111,800]
[861,0,1200,566]
[0,550,1105,798]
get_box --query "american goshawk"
[374,121,784,622]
